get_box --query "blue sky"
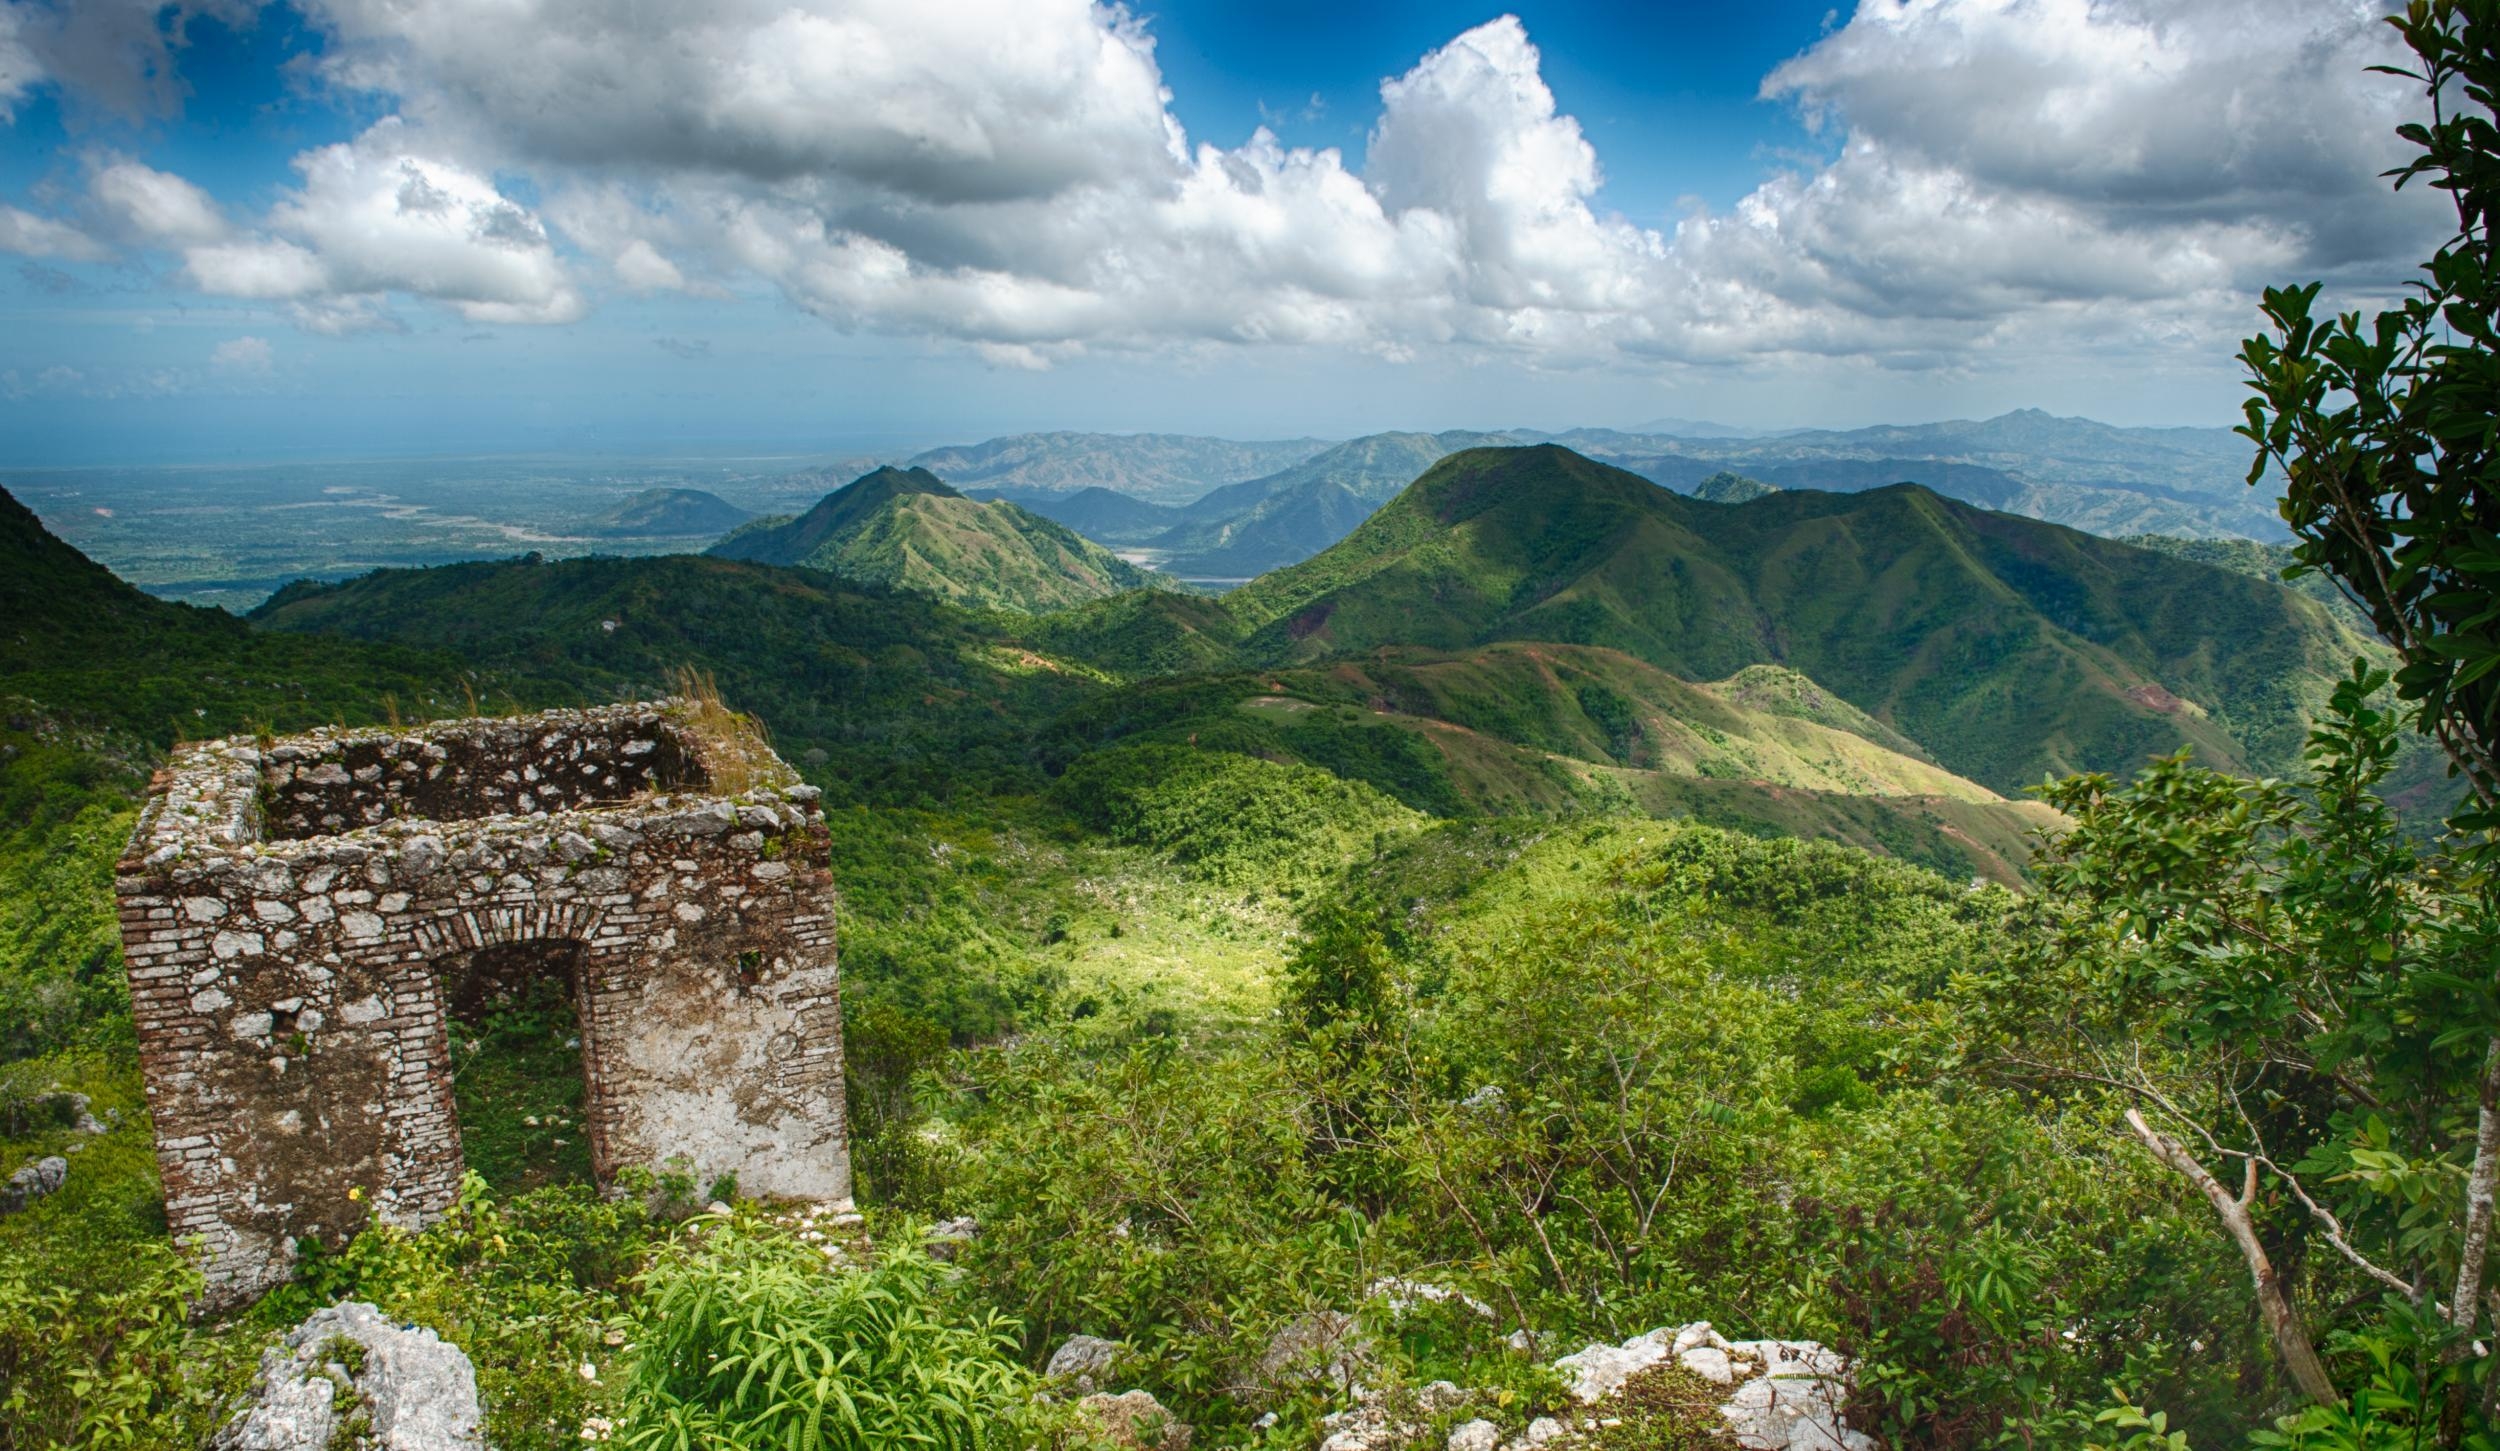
[0,1,2440,463]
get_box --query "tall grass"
[666,667,794,797]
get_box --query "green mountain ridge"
[1227,444,2377,793]
[708,466,1160,613]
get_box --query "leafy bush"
[0,1234,212,1451]
[616,1218,1032,1450]
[938,1037,1367,1437]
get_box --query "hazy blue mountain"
[1150,430,1524,576]
[1628,415,1763,438]
[964,485,1184,545]
[1563,408,2284,539]
[903,432,1332,505]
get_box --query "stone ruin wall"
[115,702,850,1306]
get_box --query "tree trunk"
[2439,1038,2500,1444]
[2126,1109,2339,1405]
[2449,1038,2500,1338]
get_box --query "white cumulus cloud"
[0,2,41,122]
[88,156,229,244]
[181,120,584,325]
[0,0,2444,377]
[0,202,104,260]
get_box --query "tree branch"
[2126,1108,2339,1404]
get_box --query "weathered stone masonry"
[115,701,849,1306]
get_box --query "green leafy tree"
[2240,0,2500,818]
[2055,0,2500,1425]
[2035,670,2499,1419]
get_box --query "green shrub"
[0,1235,213,1451]
[277,1173,654,1451]
[1050,744,1417,889]
[616,1218,1030,1450]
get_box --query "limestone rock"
[1367,1277,1496,1320]
[0,1155,66,1213]
[1552,1327,1675,1404]
[1258,1309,1369,1395]
[1045,1333,1124,1391]
[1721,1369,1865,1450]
[1447,1419,1500,1451]
[924,1215,977,1261]
[1077,1389,1191,1451]
[1316,1380,1467,1451]
[31,1090,109,1135]
[211,1301,484,1450]
[1547,1323,1873,1451]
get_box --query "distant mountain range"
[963,485,1183,545]
[0,428,2397,882]
[708,466,1159,613]
[1142,430,1523,577]
[870,409,2286,585]
[900,432,1329,505]
[591,487,754,538]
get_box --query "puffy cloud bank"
[0,0,2444,373]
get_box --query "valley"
[0,429,2453,1450]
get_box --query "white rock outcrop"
[210,1301,484,1451]
[1046,1333,1125,1392]
[1552,1322,1872,1451]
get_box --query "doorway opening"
[441,939,595,1193]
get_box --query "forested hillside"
[1230,445,2372,792]
[0,402,2456,1447]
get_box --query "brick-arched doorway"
[437,938,599,1192]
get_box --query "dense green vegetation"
[0,418,2444,1449]
[254,550,1096,807]
[12,20,2500,1444]
[710,465,1162,612]
[2120,534,2373,633]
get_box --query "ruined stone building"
[114,701,848,1305]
